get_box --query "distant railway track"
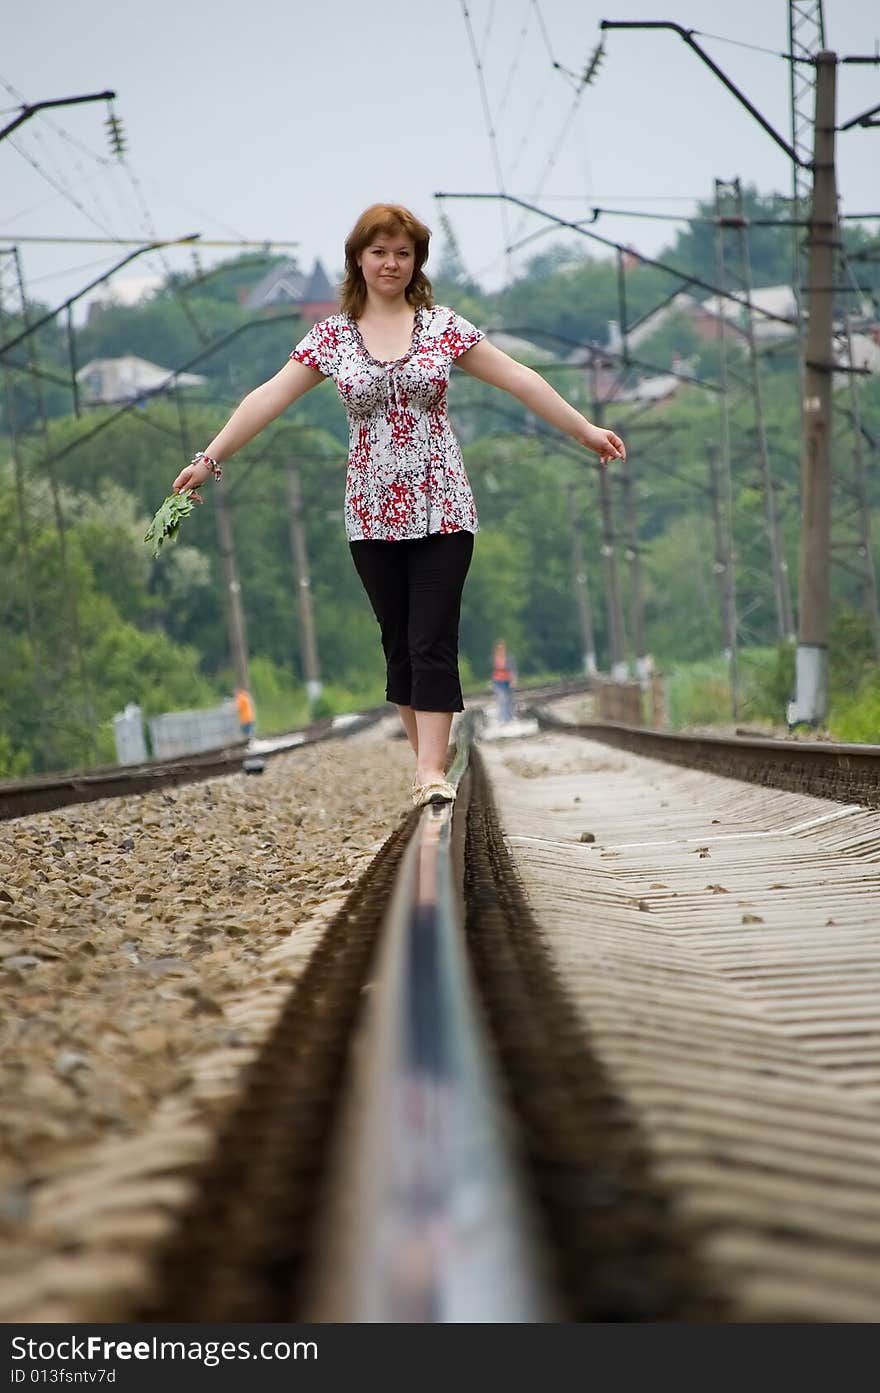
[0,710,386,821]
[0,679,591,822]
[530,708,880,808]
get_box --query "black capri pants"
[350,531,474,712]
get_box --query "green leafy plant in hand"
[144,491,197,559]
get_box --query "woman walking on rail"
[172,203,625,806]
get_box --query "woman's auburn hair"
[340,203,434,318]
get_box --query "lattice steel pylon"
[788,1,826,319]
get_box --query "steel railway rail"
[0,711,388,822]
[139,711,719,1324]
[528,707,880,806]
[0,679,590,823]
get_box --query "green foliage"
[828,610,877,701]
[824,611,880,742]
[144,490,197,557]
[664,647,795,728]
[665,660,735,728]
[498,248,676,350]
[662,187,797,287]
[0,730,31,780]
[829,672,880,744]
[248,654,310,733]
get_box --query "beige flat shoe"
[413,779,457,808]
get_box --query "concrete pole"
[789,51,837,726]
[707,441,739,719]
[590,359,628,678]
[729,177,796,641]
[567,483,597,675]
[213,477,251,694]
[597,462,628,680]
[619,459,648,679]
[285,455,323,702]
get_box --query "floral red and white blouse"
[289,305,484,541]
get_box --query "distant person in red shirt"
[235,687,256,739]
[491,640,516,724]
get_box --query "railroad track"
[137,713,722,1323]
[132,705,880,1323]
[0,680,591,824]
[529,706,880,807]
[11,686,876,1321]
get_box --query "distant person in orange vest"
[491,640,516,724]
[235,687,256,740]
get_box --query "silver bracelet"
[191,450,222,482]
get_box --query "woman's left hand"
[584,425,626,467]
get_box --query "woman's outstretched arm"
[456,338,625,465]
[172,358,325,496]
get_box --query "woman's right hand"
[172,459,212,502]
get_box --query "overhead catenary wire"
[493,0,534,129]
[438,191,802,333]
[457,0,511,275]
[0,74,133,254]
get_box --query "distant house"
[611,285,800,351]
[242,257,337,321]
[833,324,880,390]
[484,330,563,367]
[76,355,207,406]
[694,284,799,342]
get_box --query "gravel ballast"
[0,723,413,1320]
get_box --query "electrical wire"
[691,29,795,61]
[504,69,555,184]
[0,77,127,247]
[5,133,121,240]
[457,0,510,268]
[478,0,497,61]
[530,0,556,67]
[494,0,534,128]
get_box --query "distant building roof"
[699,284,798,338]
[616,372,685,404]
[243,257,337,311]
[485,330,563,365]
[76,355,206,406]
[302,259,335,303]
[834,329,880,390]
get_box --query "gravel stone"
[0,723,412,1318]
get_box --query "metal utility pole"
[213,478,251,694]
[284,455,323,702]
[715,178,795,642]
[566,482,597,675]
[707,442,739,718]
[618,459,648,678]
[789,51,837,726]
[589,358,628,678]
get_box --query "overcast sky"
[4,0,879,323]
